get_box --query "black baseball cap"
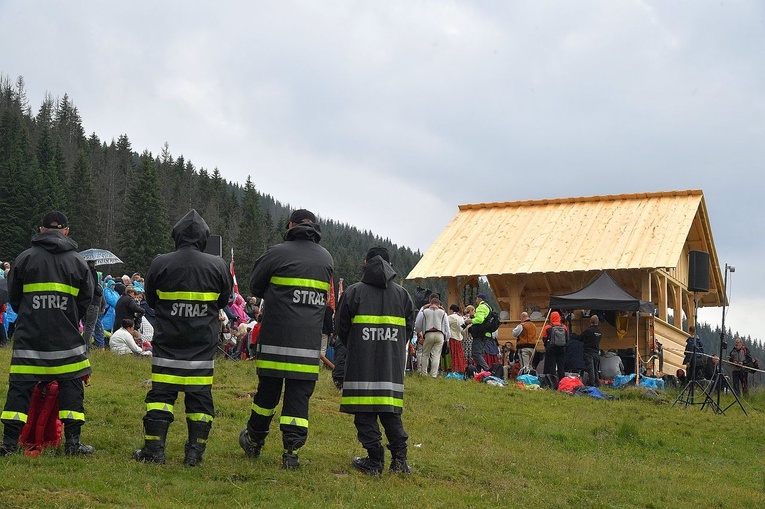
[288,209,317,226]
[42,211,69,229]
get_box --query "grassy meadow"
[0,347,763,509]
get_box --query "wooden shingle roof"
[407,190,721,292]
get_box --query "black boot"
[0,436,18,456]
[282,449,300,470]
[352,444,384,476]
[239,428,266,459]
[133,418,170,464]
[184,419,212,467]
[389,448,411,474]
[63,425,94,456]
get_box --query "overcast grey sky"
[1,1,763,339]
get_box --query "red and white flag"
[327,277,336,311]
[230,248,239,295]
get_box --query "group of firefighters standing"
[0,207,414,475]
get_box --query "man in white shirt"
[110,318,144,356]
[414,296,450,377]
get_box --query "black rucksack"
[539,373,559,390]
[483,311,501,333]
[548,325,568,347]
[490,362,504,380]
[414,287,432,310]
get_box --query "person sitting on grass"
[110,318,149,356]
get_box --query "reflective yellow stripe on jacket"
[340,396,404,408]
[23,282,80,296]
[351,315,406,326]
[155,290,220,301]
[151,373,213,385]
[10,359,91,376]
[269,276,330,291]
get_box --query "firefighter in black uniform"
[1,211,95,456]
[239,209,333,469]
[335,246,415,475]
[133,210,232,466]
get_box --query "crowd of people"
[406,294,505,379]
[0,207,758,473]
[399,299,760,398]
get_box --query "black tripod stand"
[673,340,716,409]
[701,264,746,415]
[673,294,718,410]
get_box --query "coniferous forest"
[0,74,423,291]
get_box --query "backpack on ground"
[538,373,559,390]
[19,381,62,457]
[490,362,504,380]
[548,324,568,347]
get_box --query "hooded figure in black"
[335,246,415,475]
[134,209,232,466]
[1,211,95,456]
[239,209,333,470]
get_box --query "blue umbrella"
[79,249,123,266]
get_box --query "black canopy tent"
[549,271,654,314]
[549,271,655,381]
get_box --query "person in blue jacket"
[101,279,119,333]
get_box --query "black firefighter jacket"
[145,210,233,392]
[250,223,333,381]
[335,255,415,414]
[7,231,94,381]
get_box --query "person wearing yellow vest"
[133,210,232,466]
[465,294,492,372]
[239,209,333,470]
[1,211,94,456]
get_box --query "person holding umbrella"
[82,260,105,349]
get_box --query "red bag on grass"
[19,381,62,457]
[557,375,584,394]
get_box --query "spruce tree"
[67,149,99,249]
[235,175,265,280]
[0,108,40,259]
[117,152,172,273]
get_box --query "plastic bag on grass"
[613,373,636,388]
[638,376,665,390]
[517,374,540,387]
